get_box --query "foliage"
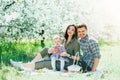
[0,45,2,69]
[1,41,42,65]
[0,0,80,42]
[0,0,120,43]
[99,40,120,46]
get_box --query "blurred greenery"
[99,40,120,46]
[0,0,120,79]
[0,45,2,69]
[1,41,42,65]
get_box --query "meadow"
[0,41,120,80]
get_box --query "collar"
[80,34,89,42]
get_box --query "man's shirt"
[78,34,101,68]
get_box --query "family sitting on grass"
[10,23,101,73]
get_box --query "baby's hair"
[53,35,62,41]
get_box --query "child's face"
[54,39,61,46]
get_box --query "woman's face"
[67,26,75,37]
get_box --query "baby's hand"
[52,48,59,54]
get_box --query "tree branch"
[3,1,15,11]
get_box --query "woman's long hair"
[64,24,77,41]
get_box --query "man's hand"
[92,58,99,72]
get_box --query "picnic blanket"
[18,67,104,78]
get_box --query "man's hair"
[77,24,87,30]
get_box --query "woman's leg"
[10,59,52,71]
[22,47,48,70]
[10,47,50,70]
[35,59,52,69]
[10,59,35,70]
[31,53,43,63]
[31,47,49,63]
[22,63,35,71]
[34,47,52,69]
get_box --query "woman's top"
[64,38,80,65]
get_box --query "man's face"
[77,27,87,39]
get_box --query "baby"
[48,35,67,72]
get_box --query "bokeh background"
[0,0,120,80]
[0,0,120,42]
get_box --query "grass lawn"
[0,44,120,80]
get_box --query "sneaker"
[10,59,22,69]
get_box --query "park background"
[0,0,120,80]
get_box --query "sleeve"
[89,40,101,59]
[61,45,66,52]
[48,46,54,54]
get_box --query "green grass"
[99,40,120,46]
[0,41,120,80]
[99,45,120,80]
[0,41,43,65]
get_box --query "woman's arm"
[60,52,70,57]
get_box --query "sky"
[96,0,120,26]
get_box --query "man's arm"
[92,58,99,71]
[89,39,101,71]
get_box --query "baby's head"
[53,35,62,46]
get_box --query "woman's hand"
[71,56,80,60]
[60,52,69,57]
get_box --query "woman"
[61,24,80,66]
[10,24,80,71]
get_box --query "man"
[77,24,101,73]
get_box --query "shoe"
[10,59,22,69]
